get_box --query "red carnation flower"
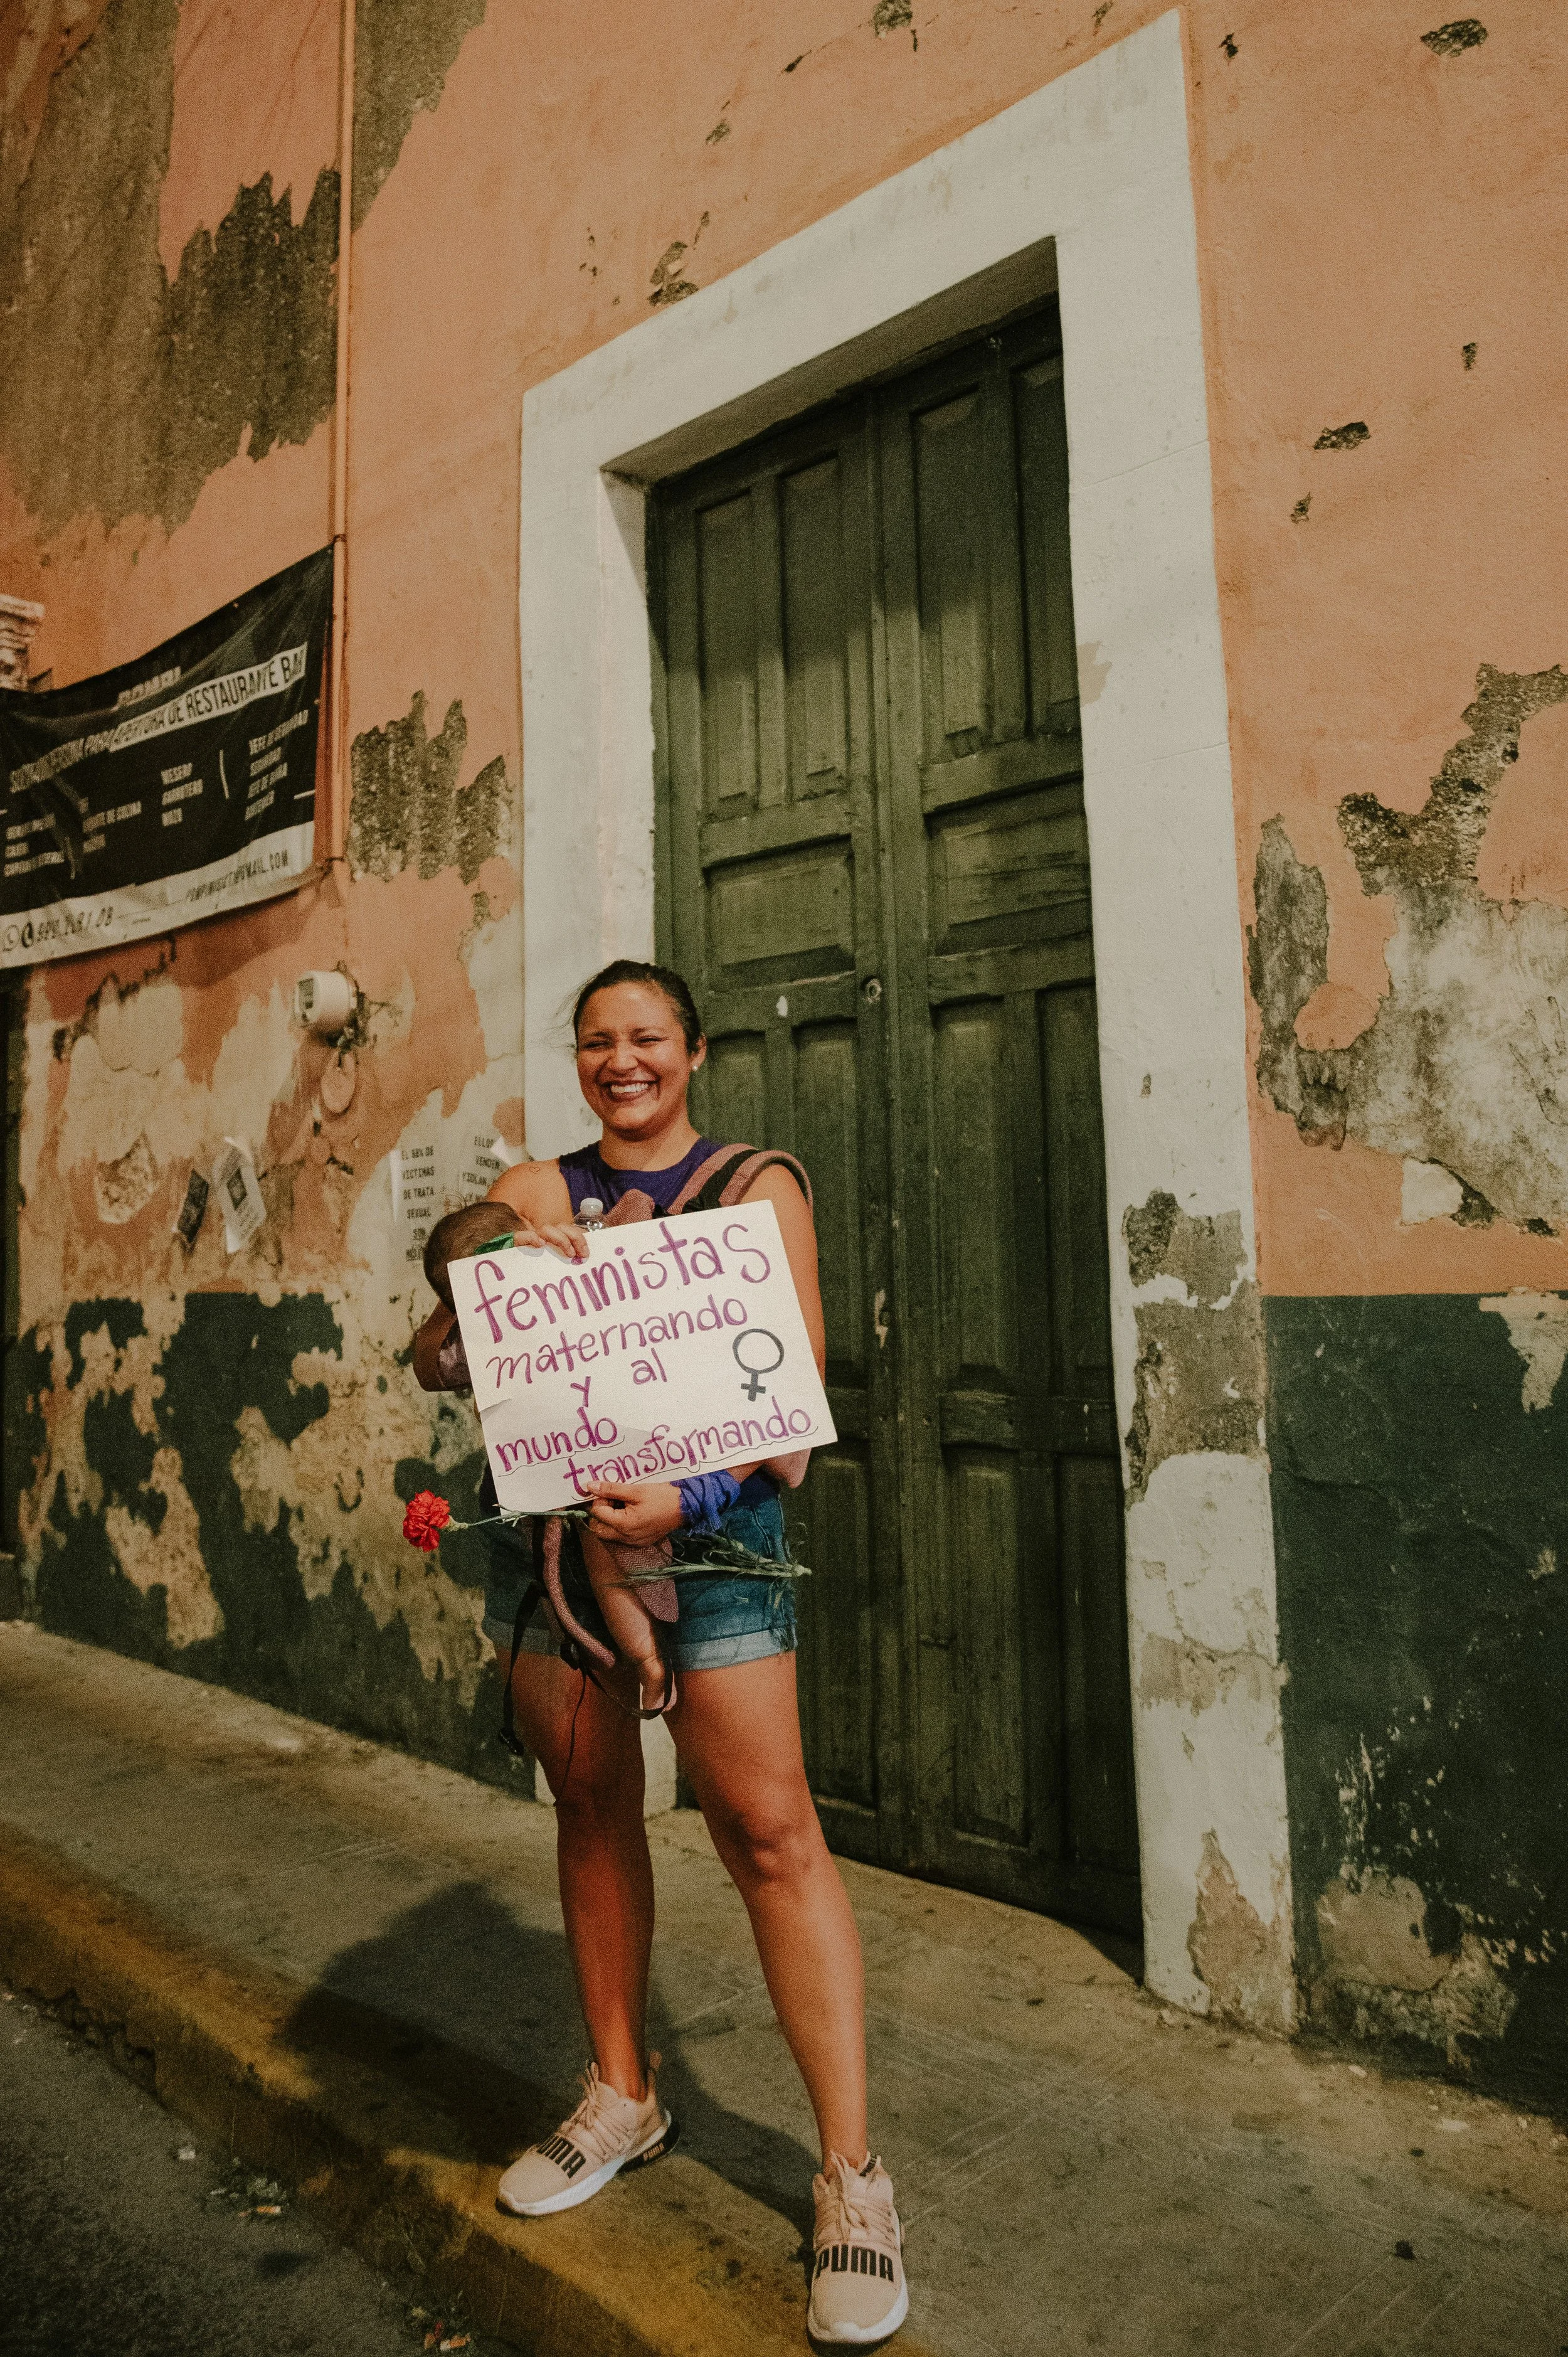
[403,1490,452,1553]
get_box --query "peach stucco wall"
[6,1,1562,1306]
[0,0,1563,1720]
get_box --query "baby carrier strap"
[664,1143,813,1217]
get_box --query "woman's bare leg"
[670,1652,867,2168]
[497,1644,655,2099]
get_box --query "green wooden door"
[652,304,1140,1934]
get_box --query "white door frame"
[519,10,1295,2025]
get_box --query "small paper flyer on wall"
[450,1200,835,1514]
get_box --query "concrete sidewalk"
[1,1624,1564,2357]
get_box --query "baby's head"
[423,1202,519,1309]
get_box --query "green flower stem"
[435,1503,808,1579]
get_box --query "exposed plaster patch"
[1074,642,1111,705]
[1315,1870,1515,2063]
[352,0,489,230]
[1317,1868,1448,1992]
[1250,668,1568,1231]
[26,1273,491,1702]
[347,696,511,885]
[1187,1832,1293,2032]
[1478,1292,1568,1410]
[103,1444,218,1646]
[1313,422,1370,451]
[93,1134,159,1225]
[26,1297,218,1646]
[1421,19,1488,56]
[1122,1193,1263,1502]
[649,214,711,309]
[1401,1157,1463,1225]
[1339,668,1568,897]
[1137,1631,1285,1718]
[1124,1189,1244,1305]
[225,1329,487,1685]
[0,0,337,534]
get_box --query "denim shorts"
[479,1492,798,1673]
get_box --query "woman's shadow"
[282,1878,818,2244]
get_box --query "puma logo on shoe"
[538,2134,586,2178]
[807,2153,908,2343]
[816,2244,898,2280]
[496,2059,675,2218]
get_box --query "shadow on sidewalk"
[282,1880,818,2242]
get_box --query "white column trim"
[519,10,1294,2023]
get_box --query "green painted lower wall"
[18,1282,1567,2111]
[1268,1294,1568,2111]
[11,1294,526,1793]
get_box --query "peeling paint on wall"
[1251,667,1568,1233]
[352,0,489,230]
[1122,1191,1264,1501]
[1479,1292,1568,1410]
[346,694,511,884]
[0,0,116,193]
[1270,1293,1568,2104]
[1315,1866,1517,2064]
[24,1281,520,1782]
[1138,1629,1284,1718]
[1187,1831,1293,2032]
[0,0,337,534]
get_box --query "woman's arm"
[737,1163,825,1378]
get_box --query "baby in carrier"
[423,1201,681,1715]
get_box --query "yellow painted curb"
[0,1824,935,2357]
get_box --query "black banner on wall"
[0,548,332,969]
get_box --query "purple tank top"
[558,1136,721,1216]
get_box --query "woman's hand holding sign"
[503,1213,590,1265]
[585,1481,684,1547]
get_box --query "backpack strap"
[665,1144,813,1217]
[716,1149,812,1212]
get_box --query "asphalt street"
[0,1982,489,2357]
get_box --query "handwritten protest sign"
[450,1201,835,1514]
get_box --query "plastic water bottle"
[576,1196,605,1232]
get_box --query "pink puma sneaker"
[807,2152,908,2344]
[496,2058,677,2216]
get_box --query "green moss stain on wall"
[1,0,489,538]
[30,1292,524,1790]
[346,694,511,881]
[352,0,490,230]
[1268,1294,1568,2107]
[0,0,338,535]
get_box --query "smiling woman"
[409,955,908,2346]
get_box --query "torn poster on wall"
[0,549,331,968]
[390,1131,519,1265]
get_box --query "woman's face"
[575,982,705,1144]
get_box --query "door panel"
[652,304,1138,1932]
[655,400,901,1868]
